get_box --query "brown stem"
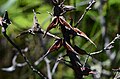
[61,25,83,79]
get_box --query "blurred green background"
[0,0,120,79]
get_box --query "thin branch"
[114,72,120,79]
[74,0,95,27]
[52,54,63,75]
[113,68,120,79]
[1,52,27,72]
[80,34,120,76]
[52,53,74,75]
[113,68,120,72]
[82,55,90,68]
[2,29,47,79]
[90,34,120,55]
[37,31,53,79]
[44,57,52,79]
[16,10,60,40]
[16,26,60,40]
[1,48,29,72]
[2,53,19,72]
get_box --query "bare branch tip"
[16,35,20,38]
[117,34,120,39]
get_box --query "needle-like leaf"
[64,41,78,55]
[73,28,96,47]
[43,17,58,37]
[59,16,74,30]
[32,9,40,31]
[48,39,62,52]
[37,39,62,62]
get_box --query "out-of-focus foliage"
[0,0,120,79]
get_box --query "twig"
[44,57,52,79]
[114,71,120,79]
[82,55,90,68]
[16,9,60,40]
[113,68,120,79]
[37,31,53,79]
[1,10,48,78]
[1,52,27,72]
[2,29,47,79]
[52,54,63,75]
[16,26,60,40]
[74,0,95,27]
[90,34,120,55]
[113,68,120,72]
[1,48,29,72]
[2,53,20,72]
